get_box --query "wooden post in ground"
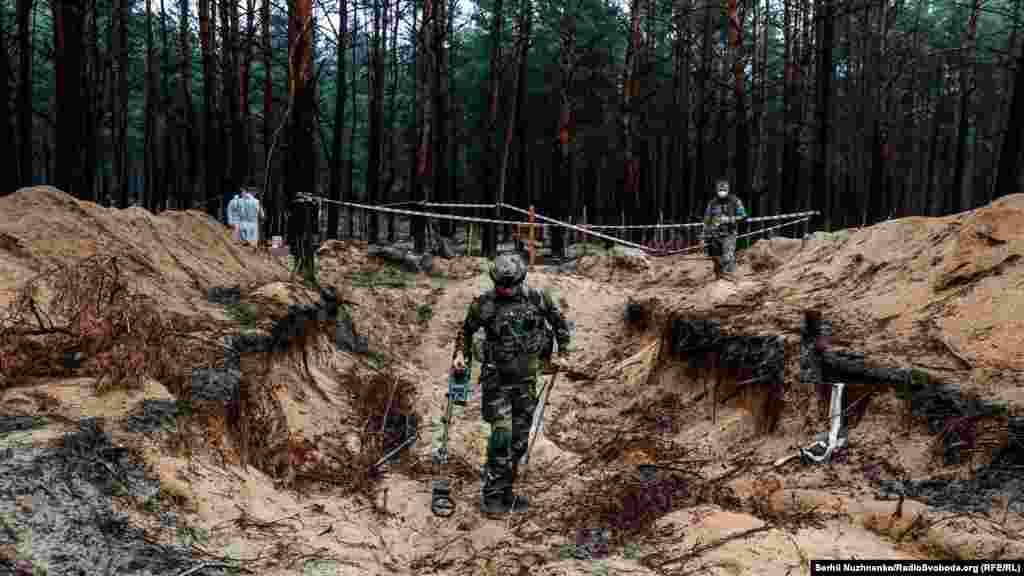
[528,205,536,268]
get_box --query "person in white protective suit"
[237,189,264,245]
[227,190,242,240]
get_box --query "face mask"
[496,286,514,297]
[717,189,728,199]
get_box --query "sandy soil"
[1,187,1022,575]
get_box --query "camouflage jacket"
[703,195,747,235]
[454,284,571,369]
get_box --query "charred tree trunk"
[328,0,349,240]
[53,0,86,196]
[16,0,34,187]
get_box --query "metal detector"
[431,367,470,517]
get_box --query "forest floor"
[1,186,1023,575]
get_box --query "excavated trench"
[642,306,1024,519]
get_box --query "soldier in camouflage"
[703,179,747,281]
[800,309,833,421]
[452,253,572,514]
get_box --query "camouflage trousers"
[479,363,539,497]
[707,234,737,275]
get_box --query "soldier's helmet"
[489,253,527,288]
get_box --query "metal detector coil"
[448,368,470,405]
[430,479,455,516]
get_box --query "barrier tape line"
[419,201,500,209]
[499,203,653,252]
[577,210,821,229]
[296,194,555,227]
[297,193,816,257]
[654,216,812,256]
[300,194,817,231]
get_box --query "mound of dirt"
[0,186,287,317]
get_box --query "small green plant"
[417,304,434,323]
[622,541,640,560]
[592,562,609,576]
[351,265,410,288]
[225,302,258,327]
[176,524,209,546]
[292,254,319,289]
[367,350,385,368]
[110,480,128,498]
[142,495,161,513]
[558,544,576,559]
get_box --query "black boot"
[503,488,529,512]
[480,489,511,515]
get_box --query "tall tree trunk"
[728,0,748,214]
[414,0,435,253]
[447,0,458,232]
[366,0,385,243]
[552,3,575,259]
[262,0,272,231]
[482,0,504,257]
[514,0,529,215]
[145,0,157,210]
[178,0,195,209]
[53,0,85,196]
[1,3,13,194]
[433,0,450,240]
[221,0,236,192]
[287,0,315,255]
[814,0,833,225]
[200,0,220,213]
[387,0,399,243]
[622,0,640,238]
[348,5,358,239]
[230,0,245,192]
[328,0,349,240]
[996,21,1024,198]
[497,0,530,217]
[113,0,129,206]
[694,0,713,210]
[241,0,256,188]
[16,0,34,187]
[951,0,981,213]
[82,0,98,202]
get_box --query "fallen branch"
[174,561,252,576]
